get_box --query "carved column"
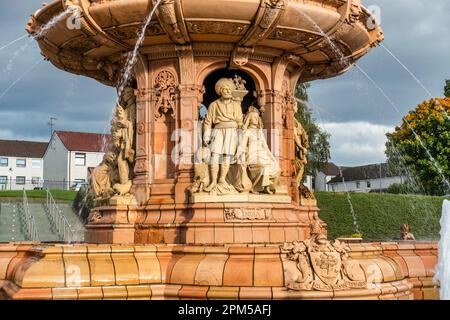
[174,45,198,204]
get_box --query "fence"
[19,190,38,241]
[0,179,88,191]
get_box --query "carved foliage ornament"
[154,70,176,120]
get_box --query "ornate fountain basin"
[27,0,383,86]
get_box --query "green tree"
[294,83,331,177]
[385,98,450,195]
[445,80,450,98]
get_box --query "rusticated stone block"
[194,254,228,286]
[156,251,184,282]
[170,254,205,284]
[402,255,426,278]
[234,226,252,244]
[102,286,128,299]
[268,225,285,243]
[419,255,437,277]
[207,286,239,300]
[178,285,209,299]
[251,226,270,244]
[134,246,161,284]
[0,250,18,280]
[150,284,182,300]
[87,246,115,286]
[239,287,272,300]
[77,287,103,300]
[422,287,439,300]
[253,250,283,287]
[214,226,234,244]
[272,288,333,300]
[223,248,254,286]
[10,288,53,300]
[126,285,152,300]
[194,226,214,244]
[52,287,78,300]
[62,246,91,287]
[16,253,65,288]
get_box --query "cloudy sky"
[0,0,449,166]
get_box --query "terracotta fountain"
[0,0,439,300]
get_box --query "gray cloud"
[1,1,448,166]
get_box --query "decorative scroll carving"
[156,0,189,44]
[281,220,366,291]
[224,208,273,220]
[346,0,362,24]
[154,70,176,120]
[239,0,287,46]
[186,21,249,36]
[231,46,255,67]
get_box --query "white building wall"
[314,172,336,191]
[329,176,405,193]
[43,134,69,189]
[0,156,44,190]
[68,151,104,184]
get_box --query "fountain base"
[0,241,439,300]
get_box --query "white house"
[327,163,405,193]
[314,162,342,191]
[43,131,110,189]
[0,139,48,190]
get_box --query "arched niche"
[201,68,257,114]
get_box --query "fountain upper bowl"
[26,0,383,86]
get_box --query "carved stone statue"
[294,118,309,187]
[238,106,281,194]
[90,152,117,201]
[188,147,211,194]
[400,224,416,241]
[202,78,244,194]
[90,86,137,203]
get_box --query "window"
[356,181,361,189]
[31,177,41,185]
[16,159,26,167]
[367,181,371,188]
[0,176,7,185]
[31,159,42,169]
[0,158,8,167]
[16,176,26,185]
[74,153,86,166]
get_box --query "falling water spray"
[433,200,450,300]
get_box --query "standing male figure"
[203,78,244,193]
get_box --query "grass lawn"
[316,191,447,241]
[0,190,77,202]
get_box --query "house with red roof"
[43,131,111,189]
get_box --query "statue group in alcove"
[190,76,283,196]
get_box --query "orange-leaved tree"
[386,98,450,195]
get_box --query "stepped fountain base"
[0,241,439,300]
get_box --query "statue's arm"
[236,103,244,128]
[203,103,215,143]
